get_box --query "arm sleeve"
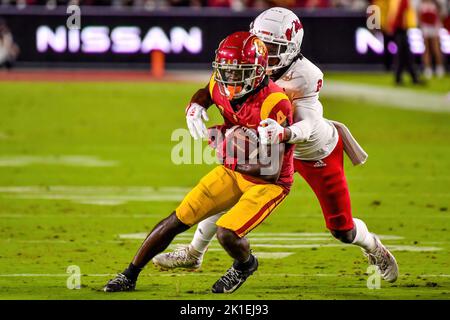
[286,97,322,144]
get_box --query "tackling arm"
[258,96,322,145]
[283,97,321,144]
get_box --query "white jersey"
[275,56,338,161]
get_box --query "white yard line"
[238,244,442,252]
[0,155,118,167]
[254,252,294,259]
[322,80,450,113]
[0,186,190,194]
[8,194,186,203]
[236,232,330,237]
[2,232,439,252]
[4,240,441,253]
[120,232,404,241]
[75,200,128,206]
[0,186,190,204]
[0,213,163,219]
[385,245,443,252]
[0,186,448,208]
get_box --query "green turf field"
[0,74,449,300]
[325,71,450,93]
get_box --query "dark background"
[0,7,448,69]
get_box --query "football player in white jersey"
[153,7,399,283]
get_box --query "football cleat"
[364,234,399,283]
[212,255,258,294]
[103,273,136,292]
[152,245,203,270]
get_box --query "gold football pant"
[175,166,287,237]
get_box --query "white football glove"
[258,118,286,145]
[186,102,209,140]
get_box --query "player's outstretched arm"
[259,99,318,145]
[283,99,318,143]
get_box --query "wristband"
[279,128,287,143]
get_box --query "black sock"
[233,254,255,271]
[122,263,142,281]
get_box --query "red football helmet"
[212,31,268,100]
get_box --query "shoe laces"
[167,245,190,261]
[365,244,390,273]
[219,267,243,287]
[109,273,130,285]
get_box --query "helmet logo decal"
[285,28,292,41]
[293,19,302,33]
[253,38,267,58]
[285,19,303,41]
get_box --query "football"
[224,125,259,162]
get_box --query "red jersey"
[419,1,440,26]
[209,75,294,191]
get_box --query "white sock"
[190,213,222,254]
[424,67,433,79]
[351,218,377,251]
[436,65,445,78]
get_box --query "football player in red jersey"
[104,31,294,294]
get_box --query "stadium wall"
[0,6,449,70]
